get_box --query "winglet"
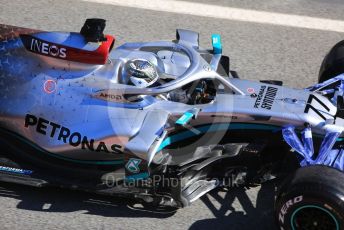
[175,108,200,126]
[212,34,222,54]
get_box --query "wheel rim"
[291,205,339,230]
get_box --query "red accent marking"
[20,34,115,65]
[44,80,56,94]
[247,88,255,94]
[65,35,115,64]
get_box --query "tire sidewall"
[319,40,344,83]
[276,188,344,230]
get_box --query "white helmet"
[125,59,159,88]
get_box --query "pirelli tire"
[274,165,344,230]
[319,40,344,83]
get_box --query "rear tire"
[275,165,344,230]
[319,40,344,83]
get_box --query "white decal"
[30,38,67,58]
[279,195,303,224]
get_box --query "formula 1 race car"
[0,19,344,229]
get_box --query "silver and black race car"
[0,19,344,229]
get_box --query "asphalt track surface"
[0,0,344,229]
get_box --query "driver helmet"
[125,59,159,88]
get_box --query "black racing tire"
[319,40,344,83]
[275,165,344,230]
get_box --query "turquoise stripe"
[125,172,149,181]
[40,152,124,165]
[157,123,280,152]
[157,123,344,152]
[291,205,339,230]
